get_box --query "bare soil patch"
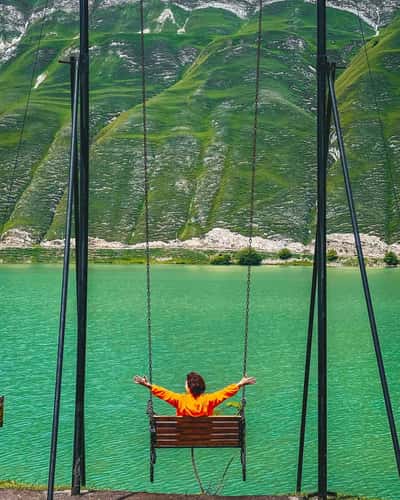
[0,491,300,500]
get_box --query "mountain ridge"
[1,0,400,65]
[0,1,399,245]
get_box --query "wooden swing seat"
[149,415,246,481]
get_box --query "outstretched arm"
[208,375,256,410]
[237,375,256,388]
[133,375,181,408]
[134,375,152,388]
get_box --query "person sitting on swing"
[134,371,256,417]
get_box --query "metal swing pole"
[296,231,318,492]
[296,60,334,494]
[327,64,400,476]
[316,0,328,498]
[47,55,80,500]
[72,0,89,494]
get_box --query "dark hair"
[186,372,206,397]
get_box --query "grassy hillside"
[2,0,396,245]
[331,14,400,243]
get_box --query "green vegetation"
[327,248,339,261]
[293,494,382,500]
[0,247,208,265]
[236,248,263,266]
[278,247,292,260]
[0,247,393,266]
[0,246,281,265]
[0,480,67,491]
[210,253,232,265]
[0,480,385,499]
[383,250,399,266]
[1,1,388,247]
[334,14,400,243]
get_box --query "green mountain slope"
[330,14,400,243]
[2,1,397,245]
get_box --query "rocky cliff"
[0,0,399,245]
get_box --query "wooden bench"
[149,415,246,481]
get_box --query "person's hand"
[133,375,151,388]
[237,375,256,388]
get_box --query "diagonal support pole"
[47,55,80,500]
[296,231,318,493]
[327,63,400,476]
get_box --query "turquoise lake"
[0,265,399,499]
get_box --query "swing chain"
[139,0,154,413]
[242,0,263,407]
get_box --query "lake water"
[0,265,399,499]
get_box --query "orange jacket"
[151,383,240,416]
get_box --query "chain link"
[140,0,263,413]
[139,0,154,413]
[242,0,263,406]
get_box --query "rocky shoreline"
[1,228,399,260]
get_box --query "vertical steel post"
[317,1,328,498]
[297,58,333,493]
[47,55,80,500]
[72,0,89,494]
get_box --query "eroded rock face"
[170,0,400,26]
[0,4,27,64]
[33,228,400,258]
[1,0,398,63]
[1,0,399,246]
[0,229,34,247]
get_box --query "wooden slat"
[160,437,240,443]
[156,441,240,448]
[155,428,240,433]
[156,441,240,446]
[156,446,238,449]
[156,444,240,448]
[154,415,241,419]
[156,426,240,433]
[156,420,240,426]
[156,431,240,437]
[156,437,241,445]
[156,422,240,429]
[158,431,240,437]
[155,424,240,429]
[157,436,240,443]
[156,427,239,434]
[154,416,241,423]
[157,423,238,427]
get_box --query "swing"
[137,0,264,482]
[149,415,246,481]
